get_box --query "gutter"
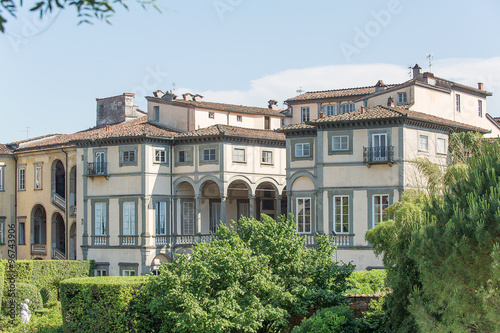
[62,148,69,260]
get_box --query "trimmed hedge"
[2,282,43,315]
[2,260,93,306]
[0,261,4,312]
[346,270,388,295]
[61,276,155,333]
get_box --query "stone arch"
[31,204,47,245]
[227,178,252,222]
[69,222,77,260]
[51,159,65,199]
[51,212,65,256]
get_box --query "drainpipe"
[62,148,69,259]
[170,139,174,249]
[14,153,18,260]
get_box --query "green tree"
[146,215,353,332]
[0,0,159,32]
[408,141,500,332]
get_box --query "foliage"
[2,282,43,315]
[447,131,483,165]
[1,260,93,306]
[60,276,153,333]
[408,141,500,332]
[345,270,387,295]
[291,305,357,333]
[365,190,428,332]
[0,301,63,332]
[356,298,391,333]
[0,261,4,312]
[147,215,353,332]
[0,0,159,32]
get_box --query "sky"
[1,0,500,143]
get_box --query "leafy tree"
[291,305,357,333]
[408,141,500,332]
[0,0,159,32]
[146,215,353,332]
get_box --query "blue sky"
[1,0,500,142]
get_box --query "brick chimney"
[319,112,326,118]
[412,64,422,78]
[360,106,366,114]
[96,93,141,127]
[387,96,395,107]
[268,99,279,110]
[478,82,484,90]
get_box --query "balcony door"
[210,200,221,234]
[372,133,387,162]
[95,151,105,174]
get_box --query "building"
[0,144,15,257]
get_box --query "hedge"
[2,260,93,306]
[0,261,4,312]
[60,276,156,333]
[346,270,388,295]
[2,282,43,315]
[291,305,357,333]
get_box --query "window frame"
[155,200,168,236]
[120,199,138,237]
[419,134,429,152]
[436,138,446,155]
[323,104,337,116]
[301,107,310,123]
[236,115,242,122]
[261,150,273,165]
[295,143,310,158]
[333,195,350,234]
[18,220,26,245]
[199,145,219,165]
[18,167,26,191]
[92,199,109,245]
[456,94,461,112]
[332,135,349,151]
[233,148,246,163]
[208,112,215,119]
[0,165,4,191]
[119,146,138,167]
[154,106,160,122]
[341,103,355,114]
[296,197,311,234]
[478,100,483,117]
[203,149,216,161]
[34,163,43,190]
[0,218,4,244]
[119,262,138,276]
[94,262,109,277]
[371,194,390,228]
[398,92,407,104]
[154,149,167,164]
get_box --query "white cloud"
[178,58,500,116]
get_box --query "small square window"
[295,143,310,157]
[237,115,242,122]
[398,92,407,104]
[154,149,166,163]
[123,150,136,163]
[419,135,429,152]
[203,149,216,161]
[332,136,349,151]
[178,150,192,163]
[95,269,107,277]
[208,112,215,119]
[233,148,246,162]
[436,138,446,154]
[323,104,337,116]
[262,151,273,164]
[341,103,355,114]
[123,270,136,276]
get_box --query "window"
[122,201,136,236]
[208,112,214,119]
[122,150,136,164]
[334,196,349,234]
[261,150,273,164]
[233,148,246,162]
[154,106,159,122]
[122,270,136,276]
[237,115,242,122]
[95,263,109,276]
[94,202,107,236]
[371,133,388,162]
[18,168,25,190]
[0,166,3,191]
[398,92,407,104]
[295,143,310,157]
[419,135,429,152]
[478,100,483,117]
[372,195,389,227]
[0,218,4,244]
[178,150,191,163]
[332,136,349,151]
[456,94,461,112]
[182,201,195,234]
[341,103,355,114]
[301,107,310,123]
[34,165,42,189]
[296,198,311,233]
[155,201,167,235]
[264,116,270,130]
[94,150,106,175]
[363,100,368,108]
[323,104,337,116]
[437,138,446,154]
[95,269,107,276]
[18,222,25,245]
[281,118,285,127]
[119,263,138,276]
[202,149,216,162]
[154,149,166,163]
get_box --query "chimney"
[319,112,326,118]
[193,94,203,102]
[412,64,422,78]
[161,91,177,101]
[360,106,365,114]
[153,90,165,98]
[375,80,387,92]
[478,82,484,90]
[106,125,111,131]
[387,96,395,107]
[268,99,279,110]
[96,93,137,127]
[183,93,194,101]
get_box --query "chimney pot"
[412,64,422,78]
[387,96,395,107]
[106,125,111,131]
[478,82,484,90]
[319,112,326,118]
[360,106,365,114]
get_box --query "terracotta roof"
[285,84,398,102]
[175,124,285,141]
[309,105,488,133]
[276,123,316,132]
[146,96,285,117]
[0,143,13,154]
[16,118,178,152]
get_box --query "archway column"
[195,195,202,234]
[220,194,227,225]
[249,196,256,218]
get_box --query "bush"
[291,305,357,333]
[0,261,4,312]
[356,298,390,333]
[2,282,43,315]
[0,301,63,333]
[60,276,153,333]
[346,270,387,295]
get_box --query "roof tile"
[175,124,285,141]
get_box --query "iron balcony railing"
[363,146,394,164]
[87,162,108,176]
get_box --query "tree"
[0,0,159,32]
[408,141,500,332]
[146,215,354,332]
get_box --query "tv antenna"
[19,126,29,140]
[426,53,433,72]
[171,82,176,93]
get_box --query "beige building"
[0,144,15,258]
[279,104,488,270]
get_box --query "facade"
[0,144,15,258]
[279,104,488,269]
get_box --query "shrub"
[346,270,387,295]
[0,261,4,312]
[356,298,390,333]
[2,282,43,315]
[291,305,357,333]
[60,276,153,333]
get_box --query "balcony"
[87,162,108,177]
[303,234,353,247]
[31,244,46,255]
[363,146,394,166]
[119,235,138,246]
[92,235,108,246]
[52,192,65,211]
